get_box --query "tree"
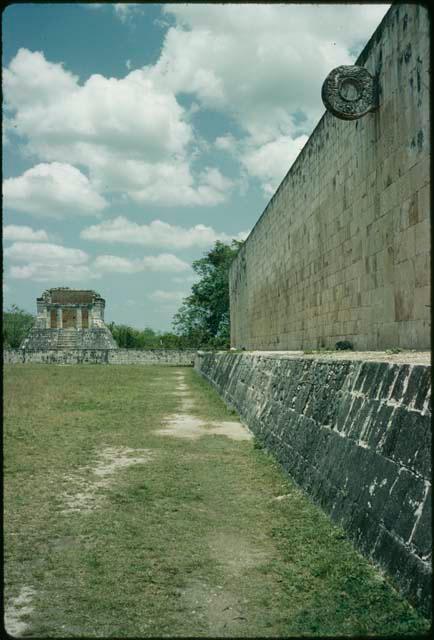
[107,323,190,349]
[3,305,35,348]
[172,239,243,349]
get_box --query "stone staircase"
[56,329,81,350]
[20,327,118,350]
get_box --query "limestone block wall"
[230,4,430,351]
[3,349,196,365]
[195,351,431,615]
[108,350,196,365]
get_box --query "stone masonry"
[230,5,430,351]
[20,288,118,351]
[4,349,196,365]
[196,351,432,615]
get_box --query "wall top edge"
[199,350,431,367]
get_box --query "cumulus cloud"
[160,3,389,135]
[4,224,49,242]
[151,3,390,189]
[3,163,108,218]
[9,263,96,282]
[5,241,95,282]
[142,254,190,272]
[93,255,144,274]
[241,134,309,195]
[4,237,190,282]
[93,253,189,273]
[81,217,249,249]
[5,241,88,265]
[3,48,232,207]
[3,8,389,203]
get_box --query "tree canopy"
[107,324,192,350]
[3,305,35,348]
[172,239,243,349]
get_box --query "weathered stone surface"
[322,65,378,120]
[195,351,431,615]
[3,349,196,366]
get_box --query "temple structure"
[20,288,118,350]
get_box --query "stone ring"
[321,65,377,120]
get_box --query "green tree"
[172,239,243,349]
[107,323,187,350]
[3,305,35,348]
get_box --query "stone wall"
[3,349,196,365]
[109,350,196,365]
[195,351,432,615]
[230,4,430,351]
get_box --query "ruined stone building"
[20,288,118,350]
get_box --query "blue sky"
[3,2,389,330]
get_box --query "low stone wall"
[195,351,432,615]
[3,349,196,365]
[109,349,196,365]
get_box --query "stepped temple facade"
[20,288,118,351]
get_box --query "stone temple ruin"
[20,288,118,351]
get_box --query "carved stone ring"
[321,65,377,120]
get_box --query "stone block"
[380,407,431,477]
[411,485,432,558]
[382,468,427,541]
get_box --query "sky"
[3,2,390,331]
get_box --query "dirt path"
[3,364,429,637]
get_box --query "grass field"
[4,364,430,637]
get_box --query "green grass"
[4,364,430,637]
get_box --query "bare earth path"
[4,365,429,637]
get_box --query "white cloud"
[3,163,108,218]
[9,263,96,282]
[81,216,249,249]
[5,241,88,265]
[160,3,389,138]
[113,4,144,22]
[142,254,190,272]
[215,134,238,153]
[93,255,144,274]
[95,160,233,206]
[5,241,95,282]
[4,237,191,282]
[241,134,309,195]
[3,48,232,207]
[3,8,390,204]
[4,224,49,242]
[93,253,190,274]
[81,4,143,22]
[151,4,390,190]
